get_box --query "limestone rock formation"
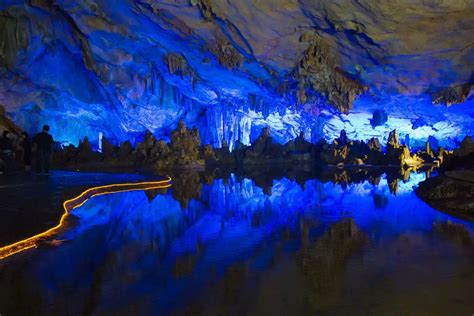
[130,132,151,164]
[164,53,198,87]
[456,136,474,158]
[0,0,472,151]
[0,12,28,69]
[76,137,95,162]
[387,130,400,151]
[294,34,368,112]
[416,136,474,219]
[101,136,116,159]
[50,122,468,174]
[367,138,381,152]
[119,141,133,160]
[248,127,272,156]
[210,40,244,70]
[203,144,216,160]
[293,131,313,153]
[432,83,473,106]
[385,129,424,167]
[0,105,21,135]
[170,120,202,166]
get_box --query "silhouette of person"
[0,130,14,175]
[0,157,4,175]
[0,131,13,174]
[21,131,32,172]
[33,125,54,175]
[0,130,13,152]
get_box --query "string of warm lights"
[0,176,173,261]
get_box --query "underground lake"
[0,169,473,315]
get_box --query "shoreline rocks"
[52,122,467,177]
[416,171,474,220]
[55,121,458,170]
[415,136,474,220]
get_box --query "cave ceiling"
[0,0,473,147]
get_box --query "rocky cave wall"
[0,0,473,150]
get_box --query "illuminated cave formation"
[1,2,474,313]
[0,1,473,151]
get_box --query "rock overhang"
[0,0,472,149]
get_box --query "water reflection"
[0,168,473,315]
[298,219,367,312]
[170,165,435,208]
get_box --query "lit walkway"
[0,171,171,259]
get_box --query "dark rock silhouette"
[370,109,388,128]
[297,218,367,311]
[50,122,471,180]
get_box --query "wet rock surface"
[415,136,474,220]
[416,171,474,220]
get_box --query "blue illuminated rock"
[0,1,472,151]
[370,110,388,128]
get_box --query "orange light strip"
[0,176,172,260]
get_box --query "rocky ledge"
[416,137,474,220]
[52,120,449,172]
[416,171,474,220]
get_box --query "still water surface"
[0,171,473,315]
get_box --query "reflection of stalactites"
[280,226,294,242]
[196,235,204,254]
[263,184,272,196]
[83,249,119,316]
[425,166,435,179]
[299,218,314,247]
[251,201,272,227]
[433,221,472,247]
[172,172,202,209]
[369,175,382,186]
[246,170,275,195]
[388,178,398,196]
[333,170,350,188]
[144,187,169,203]
[297,218,367,311]
[401,168,411,182]
[203,171,215,185]
[173,253,199,278]
[218,263,249,301]
[373,192,388,209]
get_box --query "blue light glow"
[1,172,471,314]
[1,1,471,149]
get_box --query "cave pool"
[0,170,473,315]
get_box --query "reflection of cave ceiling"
[0,0,473,148]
